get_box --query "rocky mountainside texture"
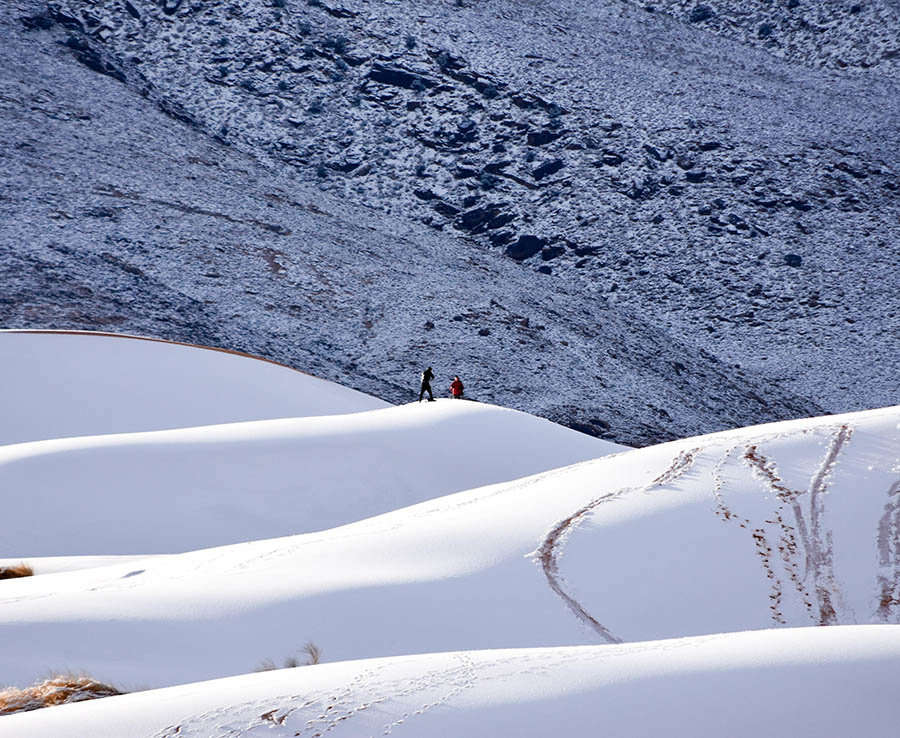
[3,0,897,443]
[622,0,900,75]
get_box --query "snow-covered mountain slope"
[8,0,897,422]
[5,627,900,738]
[0,14,826,446]
[621,0,900,74]
[0,399,621,556]
[3,401,898,691]
[0,331,387,445]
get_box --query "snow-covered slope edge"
[620,0,900,74]
[0,330,388,445]
[17,0,898,419]
[4,627,899,738]
[3,404,898,690]
[0,398,622,556]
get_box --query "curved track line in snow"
[876,480,900,621]
[740,440,815,622]
[534,448,699,643]
[379,653,477,737]
[742,424,853,625]
[216,458,636,579]
[712,443,795,623]
[807,424,854,624]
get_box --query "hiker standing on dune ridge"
[449,375,464,399]
[419,366,435,402]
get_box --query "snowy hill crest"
[2,333,900,737]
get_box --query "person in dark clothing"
[419,367,435,402]
[450,376,464,399]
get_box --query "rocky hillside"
[3,0,828,446]
[2,0,897,442]
[622,0,900,74]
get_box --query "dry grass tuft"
[0,563,34,580]
[302,641,321,666]
[0,675,123,715]
[256,641,322,672]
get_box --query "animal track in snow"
[151,654,480,738]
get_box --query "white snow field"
[0,402,619,556]
[0,330,389,446]
[0,333,620,556]
[2,332,899,736]
[4,627,899,738]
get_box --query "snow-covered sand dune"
[0,331,618,555]
[2,332,899,736]
[2,402,898,689]
[0,400,617,556]
[0,330,388,446]
[4,627,899,738]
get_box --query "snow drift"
[2,401,897,689]
[0,332,621,555]
[2,331,898,738]
[0,330,387,446]
[4,626,899,738]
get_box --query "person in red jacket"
[449,375,464,399]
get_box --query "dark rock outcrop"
[506,235,547,261]
[533,158,564,180]
[689,5,714,23]
[527,129,564,147]
[367,63,436,90]
[455,204,515,233]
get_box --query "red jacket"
[450,378,464,397]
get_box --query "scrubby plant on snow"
[0,675,123,715]
[256,642,322,672]
[0,562,33,580]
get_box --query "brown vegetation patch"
[256,642,322,672]
[0,675,123,715]
[0,563,33,580]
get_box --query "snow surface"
[0,332,619,554]
[0,405,620,556]
[4,401,900,692]
[4,627,900,738]
[2,333,899,737]
[0,331,387,445]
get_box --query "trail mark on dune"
[152,655,479,738]
[740,424,853,625]
[808,424,853,623]
[738,442,813,622]
[535,448,699,643]
[876,480,900,621]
